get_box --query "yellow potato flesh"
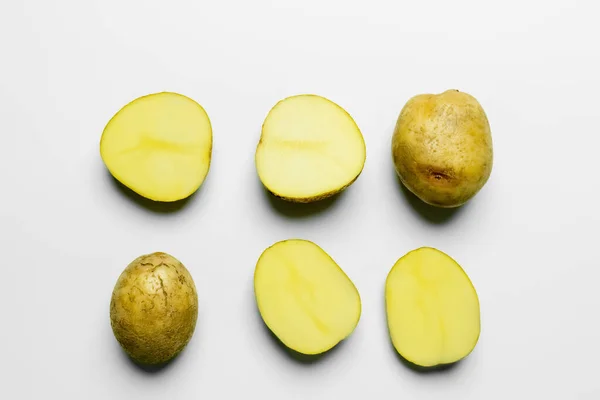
[255,95,366,202]
[254,239,361,355]
[385,247,480,368]
[100,92,212,202]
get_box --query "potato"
[254,239,361,355]
[255,94,366,202]
[100,92,212,202]
[391,89,493,207]
[110,252,198,365]
[385,247,480,368]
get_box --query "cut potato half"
[100,92,212,202]
[254,239,361,355]
[385,247,480,368]
[255,95,366,202]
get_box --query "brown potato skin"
[110,252,198,365]
[392,90,493,208]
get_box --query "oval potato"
[110,252,198,365]
[254,239,361,355]
[100,92,213,202]
[385,247,480,368]
[392,89,493,207]
[256,94,366,202]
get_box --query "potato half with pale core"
[110,252,198,366]
[255,95,366,202]
[100,92,212,202]
[254,239,361,355]
[385,247,480,368]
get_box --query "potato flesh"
[255,95,366,201]
[100,92,212,202]
[385,247,480,367]
[254,240,361,355]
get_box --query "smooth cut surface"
[110,252,199,366]
[385,247,480,368]
[254,239,361,355]
[100,92,212,202]
[255,94,366,202]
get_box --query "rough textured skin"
[110,252,198,365]
[392,90,493,208]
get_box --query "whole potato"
[392,89,493,208]
[109,252,198,366]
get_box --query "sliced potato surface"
[255,94,366,202]
[385,247,480,368]
[100,92,212,202]
[254,239,361,355]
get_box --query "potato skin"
[110,252,198,365]
[392,90,493,208]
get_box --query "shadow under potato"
[118,346,181,375]
[394,172,465,224]
[108,172,201,213]
[390,343,461,374]
[255,304,343,365]
[261,185,343,219]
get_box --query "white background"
[1,0,599,398]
